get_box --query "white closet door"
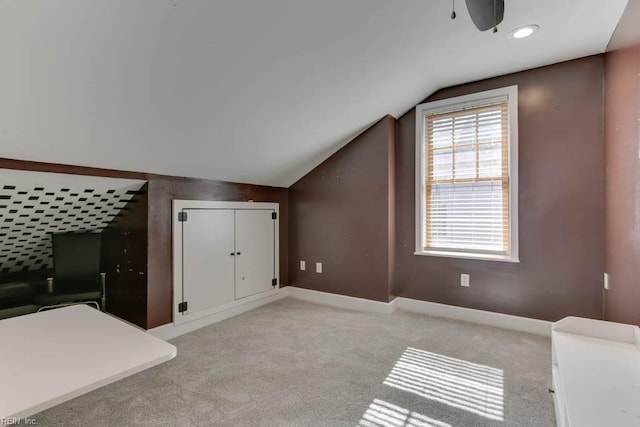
[235,209,275,299]
[181,209,235,316]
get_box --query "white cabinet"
[234,209,277,299]
[182,209,236,313]
[551,316,640,427]
[173,201,279,325]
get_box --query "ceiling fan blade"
[465,0,504,31]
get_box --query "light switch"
[300,260,306,271]
[316,262,322,273]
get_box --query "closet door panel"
[235,209,275,299]
[182,209,235,315]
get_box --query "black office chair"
[34,232,106,311]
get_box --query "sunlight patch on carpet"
[359,398,452,427]
[383,347,504,421]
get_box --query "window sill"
[413,250,520,263]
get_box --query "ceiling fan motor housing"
[465,0,505,31]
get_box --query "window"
[415,86,518,262]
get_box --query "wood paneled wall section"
[288,116,396,302]
[0,158,147,181]
[396,56,606,321]
[604,0,640,325]
[0,158,289,329]
[103,185,149,328]
[0,158,149,325]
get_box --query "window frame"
[414,85,519,263]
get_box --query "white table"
[0,305,177,419]
[552,316,640,427]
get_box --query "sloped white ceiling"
[0,0,628,187]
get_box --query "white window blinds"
[423,100,510,255]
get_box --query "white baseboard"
[285,286,550,336]
[148,289,288,341]
[278,286,291,298]
[286,286,395,315]
[148,286,551,340]
[394,297,551,337]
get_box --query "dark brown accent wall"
[146,175,289,328]
[604,0,640,325]
[289,116,396,302]
[396,56,606,321]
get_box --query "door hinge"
[178,301,188,313]
[272,212,277,220]
[178,211,188,222]
[272,278,277,287]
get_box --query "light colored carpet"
[34,297,555,426]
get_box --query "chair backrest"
[52,232,102,292]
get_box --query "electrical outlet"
[460,273,470,287]
[604,272,609,290]
[316,262,322,273]
[300,260,306,271]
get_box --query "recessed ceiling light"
[511,25,540,39]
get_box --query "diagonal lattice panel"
[0,169,146,274]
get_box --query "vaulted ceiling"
[0,0,628,187]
